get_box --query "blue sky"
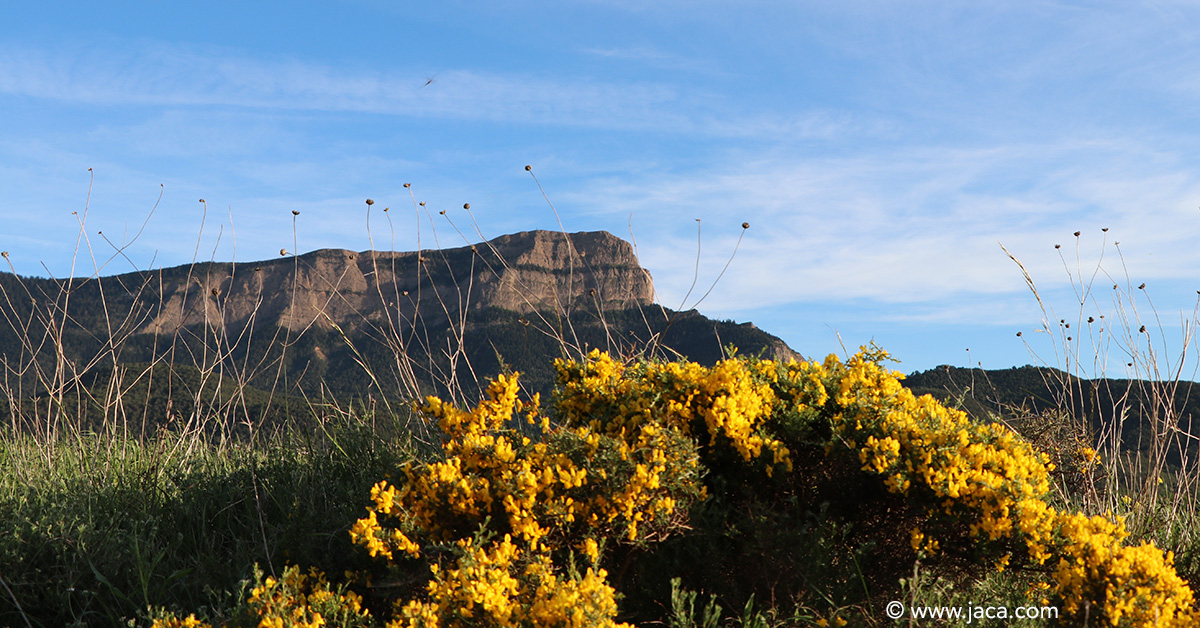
[4,1,1200,377]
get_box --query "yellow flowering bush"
[151,564,372,628]
[155,346,1199,627]
[395,534,628,628]
[821,349,1056,557]
[797,347,1197,627]
[353,373,704,557]
[553,350,792,475]
[345,370,704,626]
[1051,512,1194,626]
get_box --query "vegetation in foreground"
[8,345,1200,626]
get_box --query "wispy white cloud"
[562,138,1200,326]
[579,45,722,76]
[0,41,848,143]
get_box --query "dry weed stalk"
[0,169,751,457]
[1003,231,1200,541]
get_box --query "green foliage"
[0,411,416,627]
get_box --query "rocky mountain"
[0,230,800,431]
[131,229,658,336]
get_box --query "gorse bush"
[153,346,1199,627]
[826,349,1195,625]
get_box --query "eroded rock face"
[133,230,657,335]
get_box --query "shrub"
[154,347,1200,627]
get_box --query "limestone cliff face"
[133,230,657,335]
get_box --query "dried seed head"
[440,210,446,215]
[1016,331,1022,337]
[1140,325,1147,333]
[589,289,596,296]
[463,203,470,210]
[1067,336,1072,341]
[88,167,92,172]
[1102,227,1109,232]
[210,287,220,297]
[1088,316,1094,323]
[1139,283,1146,289]
[199,199,205,203]
[1074,231,1081,237]
[525,165,532,171]
[383,207,389,212]
[419,202,426,206]
[280,248,289,256]
[742,222,750,229]
[0,251,7,258]
[402,290,409,296]
[292,210,300,216]
[404,183,411,188]
[1055,244,1061,249]
[470,245,477,252]
[366,199,374,206]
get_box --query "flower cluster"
[1051,512,1194,626]
[396,535,628,628]
[151,565,371,628]
[823,349,1055,557]
[799,347,1197,627]
[353,373,703,556]
[554,350,791,475]
[348,370,703,626]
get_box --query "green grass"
[0,409,420,627]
